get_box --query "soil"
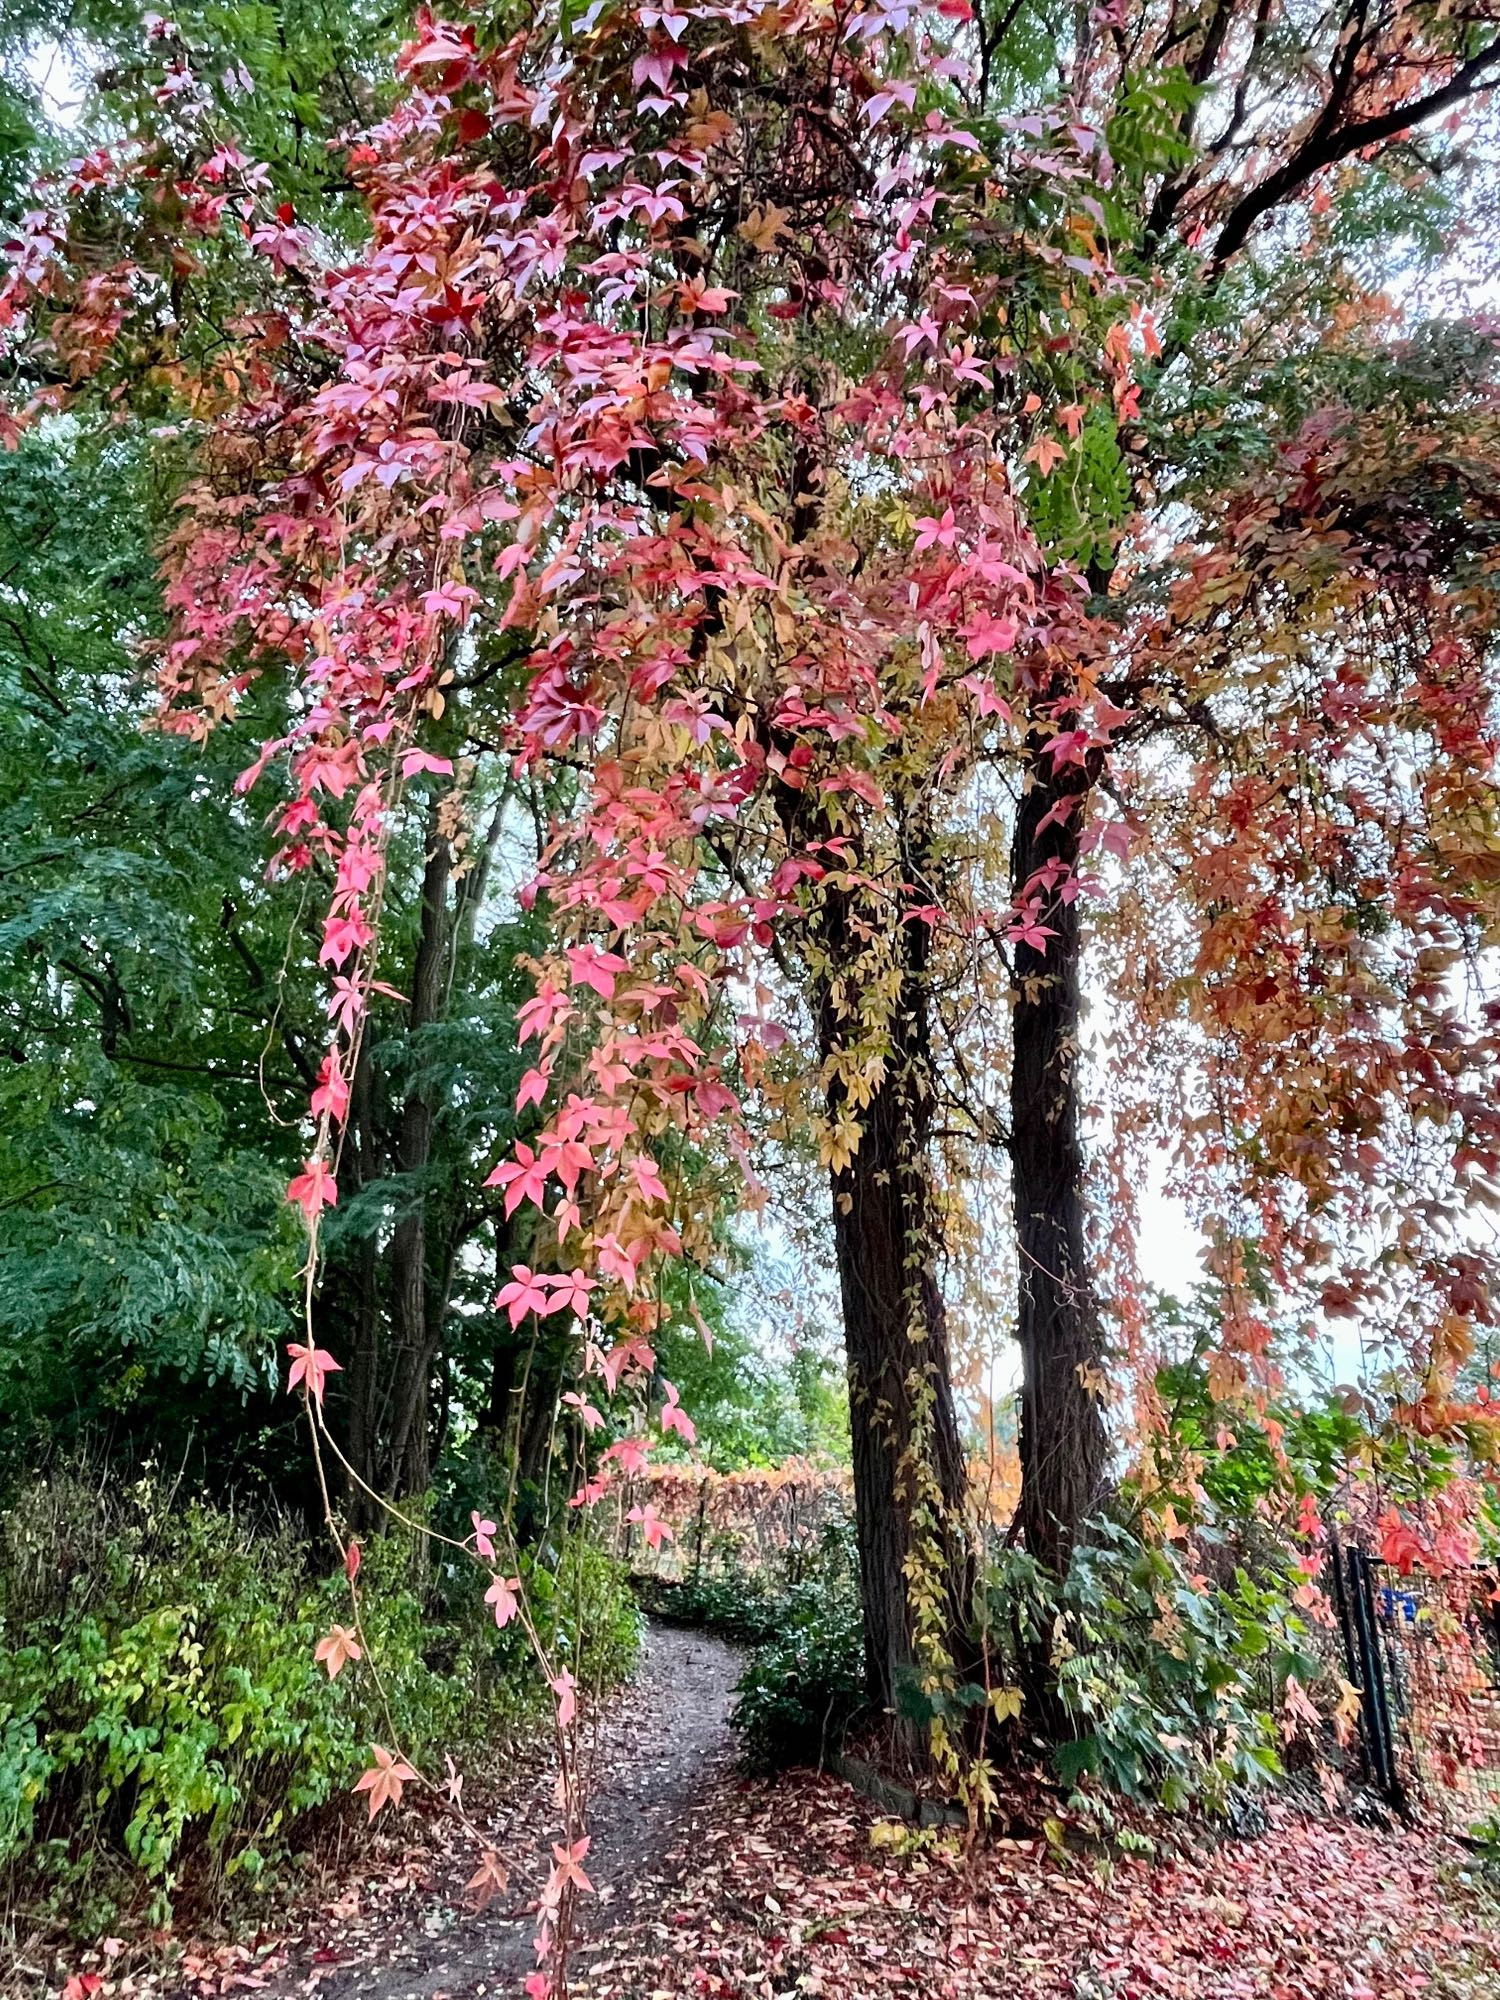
[250,1622,742,1999]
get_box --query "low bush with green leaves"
[730,1525,867,1769]
[715,1481,1323,1813]
[633,1568,783,1644]
[977,1517,1323,1813]
[0,1468,639,1933]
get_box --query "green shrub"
[1465,1812,1500,1872]
[730,1526,866,1768]
[518,1530,645,1695]
[633,1569,782,1644]
[0,1468,639,1929]
[978,1517,1322,1812]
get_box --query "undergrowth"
[0,1466,639,1942]
[729,1525,868,1769]
[699,1508,1326,1822]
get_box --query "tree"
[0,12,572,1518]
[0,401,551,1515]
[0,416,309,1485]
[1,3,1014,1726]
[1115,334,1500,1441]
[9,0,1500,1769]
[969,0,1500,1584]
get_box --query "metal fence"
[1331,1537,1500,1824]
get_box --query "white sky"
[27,39,87,123]
[1136,1152,1204,1296]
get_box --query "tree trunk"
[327,818,459,1524]
[816,874,972,1732]
[1009,740,1109,1578]
[383,823,453,1500]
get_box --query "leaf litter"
[41,1625,1500,2000]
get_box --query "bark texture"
[815,870,972,1725]
[1009,740,1109,1578]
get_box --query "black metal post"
[1352,1547,1404,1806]
[1330,1534,1404,1807]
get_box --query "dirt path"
[255,1623,741,2000]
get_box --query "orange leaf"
[315,1625,362,1678]
[353,1744,417,1819]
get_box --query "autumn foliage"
[8,0,1500,1983]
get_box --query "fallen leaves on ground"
[565,1769,1500,2000]
[31,1623,1500,2000]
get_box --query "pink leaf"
[485,1574,521,1628]
[311,1051,350,1124]
[627,1502,673,1550]
[287,1156,337,1223]
[353,1744,416,1819]
[566,943,629,999]
[603,1435,651,1476]
[548,1268,597,1317]
[315,1625,362,1678]
[485,1143,549,1218]
[516,1065,550,1113]
[287,1341,342,1408]
[495,1263,551,1328]
[631,1154,670,1205]
[550,1669,577,1728]
[660,1380,696,1445]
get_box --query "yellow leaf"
[738,203,790,254]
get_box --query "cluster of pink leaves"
[139,0,1111,1498]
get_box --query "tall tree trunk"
[1009,740,1109,1577]
[328,818,459,1525]
[815,872,972,1731]
[383,823,454,1500]
[325,1039,384,1528]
